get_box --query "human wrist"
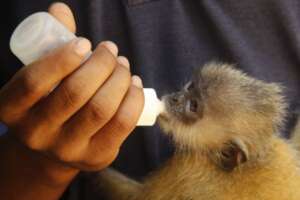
[0,134,79,188]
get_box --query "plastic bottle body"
[10,12,164,126]
[10,12,76,65]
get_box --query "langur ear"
[215,139,249,172]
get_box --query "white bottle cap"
[9,12,165,126]
[10,12,76,65]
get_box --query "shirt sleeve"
[0,122,8,136]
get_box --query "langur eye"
[186,99,198,113]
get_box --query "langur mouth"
[158,106,171,122]
[157,98,172,124]
[157,113,172,129]
[158,113,170,122]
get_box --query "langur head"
[158,62,287,170]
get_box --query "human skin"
[0,2,144,200]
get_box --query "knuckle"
[100,134,117,151]
[51,146,77,163]
[49,135,87,163]
[88,100,114,122]
[20,70,43,98]
[44,45,82,75]
[113,112,135,133]
[17,123,47,151]
[82,148,119,171]
[60,82,85,109]
[55,46,79,69]
[22,132,44,151]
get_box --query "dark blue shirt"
[1,0,300,199]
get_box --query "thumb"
[48,2,76,33]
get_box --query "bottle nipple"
[137,88,165,126]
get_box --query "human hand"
[0,2,144,176]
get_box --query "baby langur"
[92,63,300,200]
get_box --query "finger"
[29,41,118,130]
[0,38,91,124]
[116,56,130,70]
[58,63,131,149]
[48,2,76,33]
[87,77,144,158]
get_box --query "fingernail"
[49,2,69,13]
[74,37,91,56]
[100,41,118,57]
[117,56,130,69]
[132,75,143,88]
